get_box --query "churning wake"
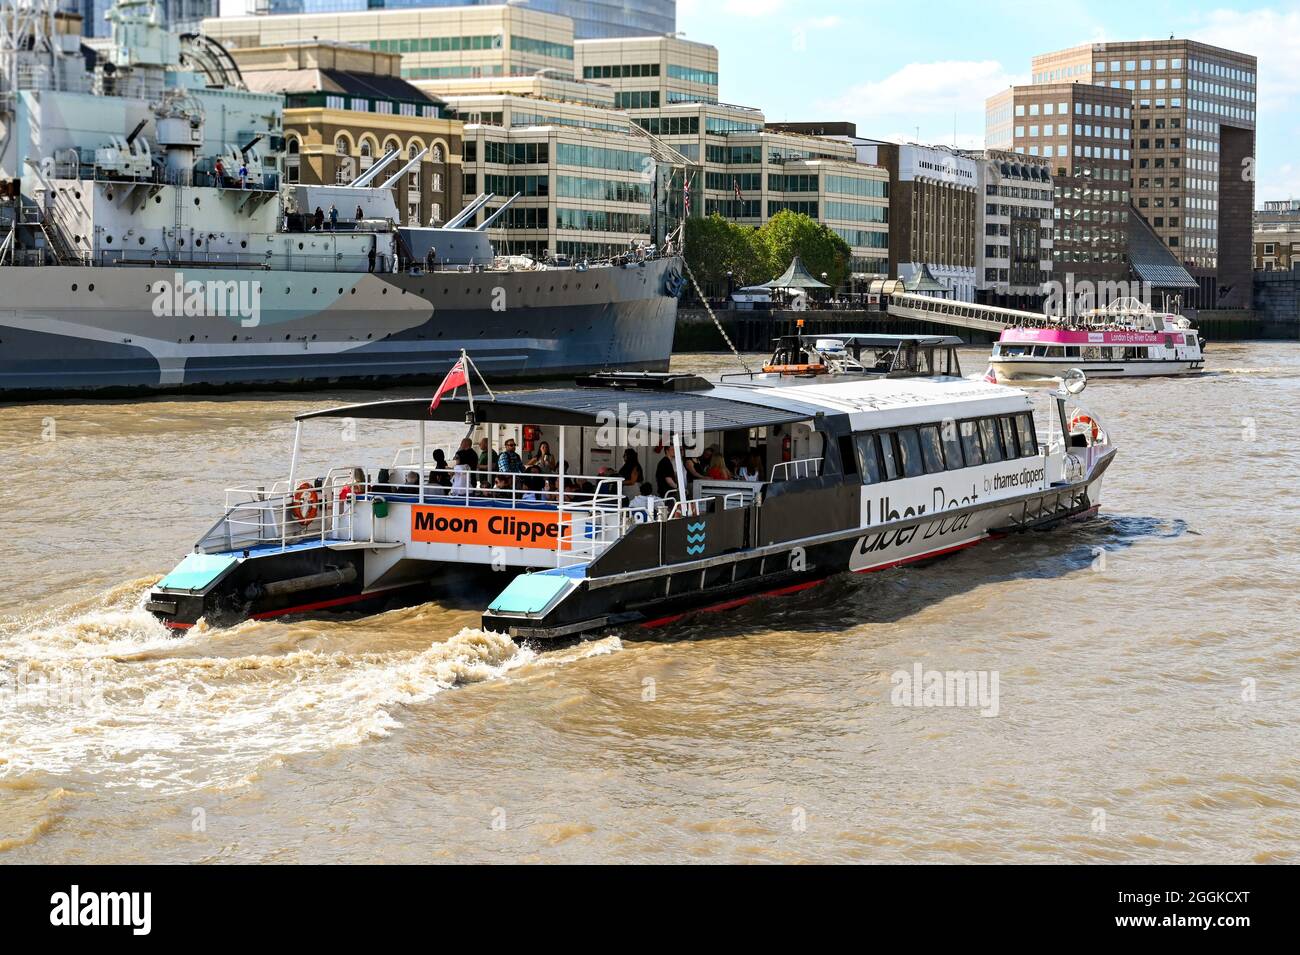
[0,582,620,793]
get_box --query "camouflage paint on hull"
[0,257,680,396]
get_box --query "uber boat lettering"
[411,506,567,549]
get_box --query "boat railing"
[557,478,629,566]
[769,457,822,482]
[667,496,711,520]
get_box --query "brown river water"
[1,346,1297,863]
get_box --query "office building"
[986,82,1134,292]
[217,0,675,40]
[1030,39,1258,308]
[575,34,718,108]
[967,148,1054,308]
[802,135,975,300]
[205,6,578,81]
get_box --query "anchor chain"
[681,258,753,375]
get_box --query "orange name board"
[410,505,568,550]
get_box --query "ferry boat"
[145,337,1115,638]
[989,298,1204,382]
[0,1,682,398]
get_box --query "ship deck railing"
[197,468,642,559]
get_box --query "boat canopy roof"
[296,385,819,432]
[784,333,965,348]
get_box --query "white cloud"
[815,60,1024,145]
[821,60,1026,120]
[1187,7,1300,112]
[723,0,784,15]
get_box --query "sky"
[678,0,1300,204]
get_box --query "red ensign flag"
[429,357,468,411]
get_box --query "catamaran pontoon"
[146,339,1115,638]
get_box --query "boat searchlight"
[1060,367,1088,396]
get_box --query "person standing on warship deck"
[328,205,339,231]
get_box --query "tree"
[684,214,766,298]
[753,210,852,290]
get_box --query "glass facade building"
[234,0,675,39]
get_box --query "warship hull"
[0,256,680,397]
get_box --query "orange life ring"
[1069,413,1101,443]
[291,482,320,524]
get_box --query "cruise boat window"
[959,420,984,467]
[855,434,883,485]
[917,426,946,474]
[896,428,925,479]
[878,432,901,480]
[978,418,1004,462]
[837,436,858,476]
[1000,417,1020,458]
[939,423,965,470]
[1065,346,1081,358]
[1015,413,1039,456]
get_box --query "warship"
[0,0,684,398]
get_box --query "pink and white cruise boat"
[989,298,1205,382]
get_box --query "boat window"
[917,426,946,474]
[959,420,984,467]
[855,434,883,485]
[1003,345,1029,357]
[878,432,900,480]
[1082,346,1102,360]
[838,435,858,477]
[939,422,965,470]
[1016,413,1038,456]
[1000,416,1020,458]
[978,417,1004,462]
[895,428,925,479]
[1032,346,1048,357]
[1065,346,1080,358]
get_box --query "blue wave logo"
[686,521,707,555]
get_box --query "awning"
[763,255,831,291]
[297,387,816,432]
[1127,211,1199,288]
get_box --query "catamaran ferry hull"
[0,258,680,398]
[992,358,1204,381]
[483,460,1112,640]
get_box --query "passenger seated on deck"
[738,453,762,483]
[429,449,452,488]
[340,467,367,503]
[374,468,392,494]
[526,440,557,472]
[403,470,422,492]
[630,482,661,522]
[705,449,733,481]
[619,449,643,489]
[685,448,713,480]
[450,461,472,496]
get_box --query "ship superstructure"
[0,0,683,396]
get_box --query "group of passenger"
[347,438,769,518]
[653,445,766,496]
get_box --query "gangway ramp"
[885,291,1047,334]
